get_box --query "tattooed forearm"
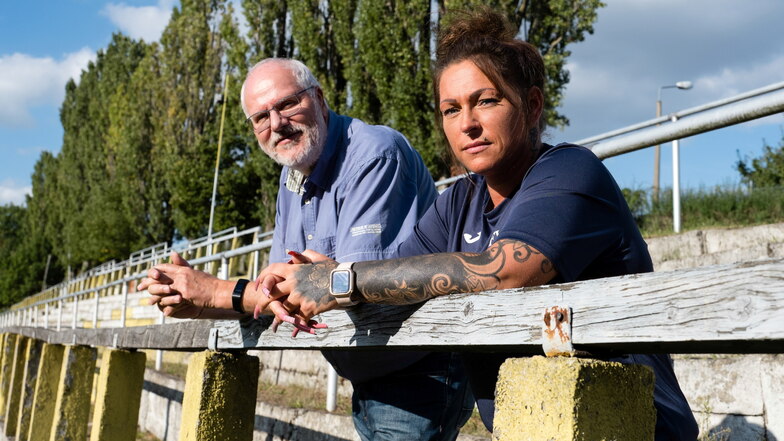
[354,239,555,305]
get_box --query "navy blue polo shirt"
[397,143,698,440]
[270,110,438,382]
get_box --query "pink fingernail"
[262,287,271,298]
[253,305,261,320]
[282,316,295,324]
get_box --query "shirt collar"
[283,110,344,195]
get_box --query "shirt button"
[307,234,313,240]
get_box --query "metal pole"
[93,289,100,328]
[671,115,681,233]
[653,99,662,202]
[156,312,165,370]
[208,72,230,239]
[326,364,338,412]
[120,280,129,328]
[73,295,79,329]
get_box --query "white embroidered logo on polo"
[464,232,482,244]
[351,224,382,236]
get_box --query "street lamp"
[653,81,692,202]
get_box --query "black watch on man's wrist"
[329,262,358,307]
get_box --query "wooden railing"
[0,257,782,440]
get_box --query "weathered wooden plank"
[4,258,784,354]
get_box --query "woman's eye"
[478,98,500,106]
[441,107,458,117]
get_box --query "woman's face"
[438,60,533,179]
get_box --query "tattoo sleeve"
[354,239,556,305]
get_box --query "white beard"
[260,111,328,172]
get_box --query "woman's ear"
[526,87,544,128]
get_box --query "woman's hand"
[253,257,340,336]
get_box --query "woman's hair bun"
[437,7,517,59]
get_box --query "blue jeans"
[351,352,474,441]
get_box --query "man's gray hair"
[240,58,324,116]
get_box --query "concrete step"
[646,222,784,270]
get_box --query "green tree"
[243,0,604,179]
[737,132,784,187]
[0,204,63,306]
[53,34,149,268]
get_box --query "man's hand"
[138,251,222,318]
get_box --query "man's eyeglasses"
[246,86,315,133]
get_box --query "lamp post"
[653,81,692,203]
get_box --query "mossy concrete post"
[0,333,16,418]
[493,356,656,441]
[89,349,146,441]
[49,345,97,441]
[15,338,44,441]
[180,351,259,441]
[28,343,65,441]
[4,335,29,436]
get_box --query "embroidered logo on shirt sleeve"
[350,224,383,237]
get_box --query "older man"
[141,58,473,441]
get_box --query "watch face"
[331,270,351,294]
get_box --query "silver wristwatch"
[329,262,358,307]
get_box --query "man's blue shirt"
[271,110,436,265]
[270,110,437,382]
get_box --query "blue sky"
[1,0,783,206]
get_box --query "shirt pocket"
[312,235,336,259]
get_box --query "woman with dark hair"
[149,7,698,440]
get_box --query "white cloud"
[102,0,174,42]
[0,180,31,206]
[695,54,784,99]
[0,49,95,127]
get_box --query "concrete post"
[89,349,146,441]
[50,345,97,441]
[493,356,656,441]
[15,338,44,441]
[180,351,259,441]
[4,335,29,436]
[28,343,65,441]
[0,333,14,417]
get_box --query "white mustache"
[269,125,302,148]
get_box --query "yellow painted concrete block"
[0,333,17,417]
[28,344,65,441]
[15,338,44,441]
[4,335,29,436]
[50,345,97,441]
[89,349,146,441]
[494,356,656,441]
[180,351,259,441]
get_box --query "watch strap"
[232,278,250,313]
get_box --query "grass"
[624,185,784,237]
